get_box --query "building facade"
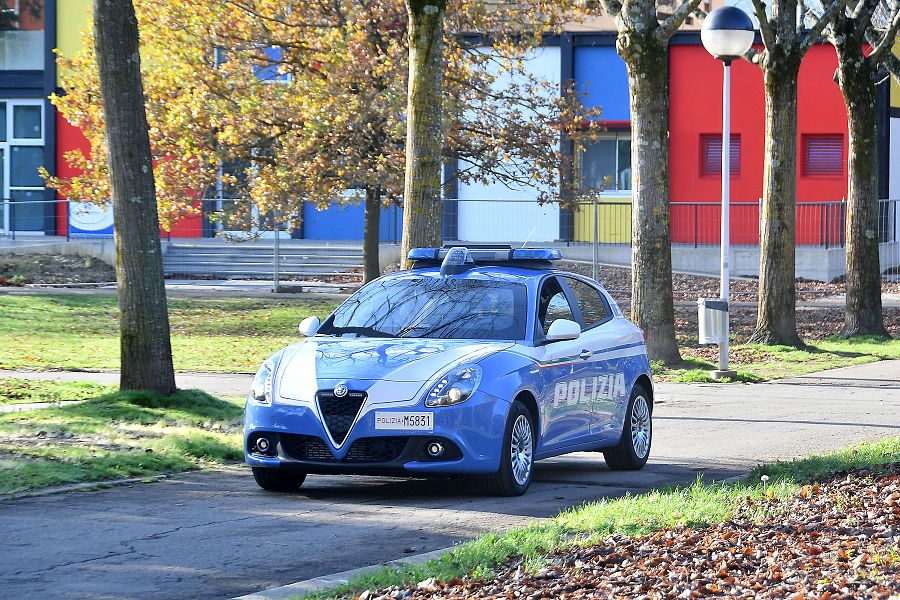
[2,1,897,246]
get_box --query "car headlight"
[425,364,483,407]
[249,358,276,404]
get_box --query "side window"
[564,277,612,329]
[538,277,575,335]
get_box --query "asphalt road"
[2,360,899,600]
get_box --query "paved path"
[0,369,253,399]
[1,361,898,599]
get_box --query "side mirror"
[298,316,321,337]
[546,319,581,342]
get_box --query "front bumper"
[244,390,510,476]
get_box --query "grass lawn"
[308,435,900,599]
[0,384,244,495]
[0,294,337,372]
[2,294,898,380]
[0,377,116,404]
[655,335,900,382]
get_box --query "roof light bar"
[408,247,562,262]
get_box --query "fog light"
[256,437,270,453]
[426,441,445,458]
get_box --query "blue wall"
[303,202,402,242]
[573,46,630,121]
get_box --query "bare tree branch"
[750,0,777,48]
[854,0,883,39]
[885,50,900,83]
[596,0,622,18]
[743,46,764,63]
[801,0,848,53]
[868,1,900,62]
[657,0,704,41]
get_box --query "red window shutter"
[803,135,843,176]
[700,134,740,176]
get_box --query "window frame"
[0,98,45,234]
[699,133,741,178]
[534,275,581,342]
[801,134,844,178]
[559,275,614,332]
[577,132,632,195]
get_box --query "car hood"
[276,337,513,400]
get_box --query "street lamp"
[701,6,754,379]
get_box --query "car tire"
[252,467,307,492]
[485,401,535,497]
[603,384,652,471]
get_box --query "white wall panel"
[891,118,900,200]
[456,47,561,243]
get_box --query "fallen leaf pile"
[559,262,900,302]
[359,465,900,599]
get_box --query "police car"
[244,246,653,496]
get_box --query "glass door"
[0,99,45,234]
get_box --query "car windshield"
[318,276,528,340]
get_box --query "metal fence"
[448,197,900,282]
[3,197,899,282]
[0,198,71,241]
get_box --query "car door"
[560,276,625,439]
[535,276,594,451]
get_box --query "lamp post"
[701,7,754,379]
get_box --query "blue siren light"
[510,248,562,261]
[407,248,441,261]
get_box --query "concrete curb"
[0,464,248,503]
[0,472,174,502]
[0,400,85,413]
[233,546,453,600]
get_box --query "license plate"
[374,411,433,431]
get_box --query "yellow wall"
[56,0,92,84]
[893,40,900,108]
[573,196,632,243]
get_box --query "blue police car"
[244,246,653,496]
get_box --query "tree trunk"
[363,187,382,283]
[400,0,446,269]
[93,0,176,395]
[750,57,803,347]
[835,42,888,337]
[621,38,681,364]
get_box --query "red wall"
[669,43,849,245]
[54,113,89,236]
[54,113,202,238]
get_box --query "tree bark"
[749,54,804,347]
[400,0,446,269]
[363,187,382,283]
[93,0,176,395]
[835,34,889,337]
[620,34,682,364]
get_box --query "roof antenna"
[520,222,538,249]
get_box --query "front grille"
[281,434,336,462]
[345,437,409,462]
[280,434,409,463]
[317,389,366,445]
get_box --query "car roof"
[389,265,591,285]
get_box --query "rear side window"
[564,277,612,328]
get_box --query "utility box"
[698,298,728,344]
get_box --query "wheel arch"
[513,389,540,431]
[633,374,654,414]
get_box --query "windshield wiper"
[325,326,394,338]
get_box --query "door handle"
[579,349,592,360]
